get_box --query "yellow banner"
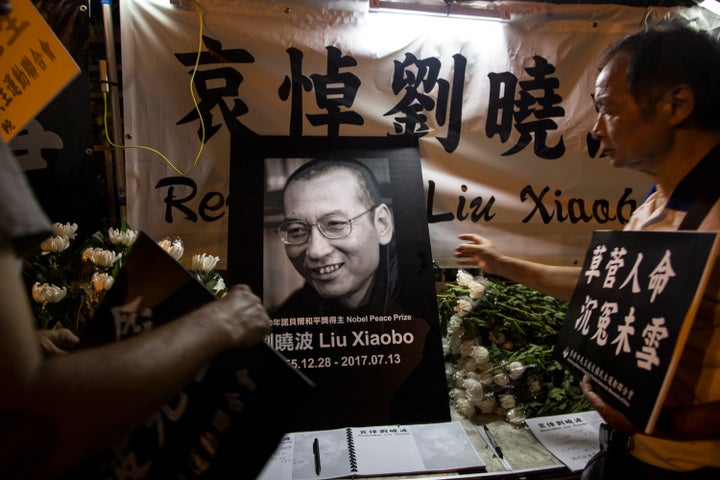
[0,0,79,141]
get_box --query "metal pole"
[101,0,127,222]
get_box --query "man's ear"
[373,203,395,246]
[666,84,695,127]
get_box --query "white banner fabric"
[119,0,711,269]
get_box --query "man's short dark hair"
[282,158,383,210]
[599,22,720,127]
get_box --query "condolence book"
[257,421,486,480]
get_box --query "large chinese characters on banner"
[117,1,720,268]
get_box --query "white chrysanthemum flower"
[493,372,511,386]
[32,282,67,304]
[211,275,226,295]
[40,235,70,253]
[108,227,138,246]
[456,269,475,287]
[499,393,517,409]
[470,345,490,365]
[91,272,115,292]
[192,253,220,273]
[157,236,184,261]
[82,247,122,267]
[455,397,476,418]
[506,361,526,380]
[468,281,486,299]
[477,395,497,414]
[52,222,78,238]
[454,296,475,317]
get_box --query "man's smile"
[310,263,343,276]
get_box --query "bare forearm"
[492,256,581,301]
[455,234,581,301]
[28,310,234,473]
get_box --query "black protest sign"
[556,230,719,433]
[76,232,314,479]
[227,136,450,431]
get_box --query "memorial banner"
[117,0,720,267]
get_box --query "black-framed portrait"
[227,136,449,431]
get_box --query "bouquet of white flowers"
[438,270,589,426]
[23,222,227,334]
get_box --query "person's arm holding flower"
[454,233,581,302]
[0,238,270,479]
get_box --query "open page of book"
[524,411,603,472]
[257,421,486,480]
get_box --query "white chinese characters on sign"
[575,246,676,371]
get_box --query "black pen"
[313,437,322,475]
[483,425,504,459]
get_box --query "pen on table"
[313,437,322,475]
[483,425,504,459]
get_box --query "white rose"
[455,397,476,418]
[108,227,138,246]
[32,282,67,304]
[468,281,486,299]
[470,345,490,365]
[506,361,526,380]
[493,372,510,386]
[458,357,479,373]
[40,235,70,253]
[192,253,220,273]
[448,388,464,400]
[453,371,466,388]
[476,370,494,384]
[463,378,485,401]
[456,269,474,287]
[454,297,475,317]
[446,315,464,336]
[477,396,497,414]
[52,222,78,238]
[499,393,517,409]
[459,340,477,357]
[506,408,527,427]
[528,379,542,393]
[91,272,115,292]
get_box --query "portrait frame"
[227,136,450,431]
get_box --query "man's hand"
[581,374,639,434]
[37,328,80,356]
[201,284,272,349]
[454,234,504,274]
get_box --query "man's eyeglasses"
[277,205,378,245]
